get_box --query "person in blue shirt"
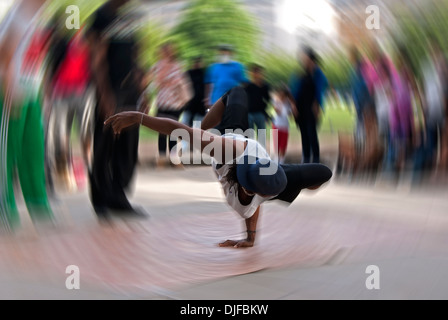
[349,47,372,144]
[289,47,328,164]
[204,44,248,107]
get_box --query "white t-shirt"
[211,133,275,219]
[273,98,292,129]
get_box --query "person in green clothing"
[1,90,54,230]
[0,1,54,231]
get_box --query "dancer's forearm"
[141,114,191,136]
[140,114,228,156]
[245,206,260,243]
[106,111,239,159]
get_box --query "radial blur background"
[0,0,448,300]
[0,0,447,199]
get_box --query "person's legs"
[383,129,396,172]
[180,110,193,154]
[271,124,279,160]
[278,129,289,163]
[167,110,182,154]
[89,106,114,215]
[157,109,182,163]
[412,132,426,183]
[79,87,96,173]
[17,97,53,223]
[307,117,320,163]
[4,103,20,229]
[248,112,255,131]
[0,92,10,230]
[63,96,78,189]
[50,98,70,183]
[105,87,146,215]
[106,139,135,211]
[158,131,168,157]
[156,109,173,158]
[181,110,193,127]
[425,124,438,169]
[112,124,139,195]
[298,120,311,163]
[253,112,266,131]
[43,98,56,196]
[192,113,204,125]
[273,163,333,204]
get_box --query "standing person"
[0,0,54,231]
[204,44,248,108]
[374,54,395,172]
[180,55,206,156]
[389,47,416,175]
[272,86,298,164]
[148,42,192,167]
[182,56,206,127]
[245,64,272,135]
[421,40,447,171]
[349,47,372,148]
[105,86,332,247]
[290,47,328,164]
[45,21,93,193]
[86,0,148,220]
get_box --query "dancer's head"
[216,44,233,64]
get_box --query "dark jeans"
[90,110,139,212]
[89,88,140,214]
[425,123,443,168]
[248,112,267,131]
[157,109,182,156]
[273,163,333,203]
[297,116,320,163]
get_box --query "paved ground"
[1,138,448,300]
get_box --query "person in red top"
[45,23,94,193]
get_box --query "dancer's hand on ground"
[105,111,141,135]
[219,239,254,248]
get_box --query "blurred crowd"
[1,0,447,232]
[338,39,448,184]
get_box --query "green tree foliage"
[41,0,106,27]
[137,21,170,69]
[254,49,301,88]
[170,0,260,67]
[391,0,448,80]
[321,51,352,91]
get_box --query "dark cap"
[236,155,287,196]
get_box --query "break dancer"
[105,86,332,248]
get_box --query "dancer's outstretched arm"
[105,111,246,163]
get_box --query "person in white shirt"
[105,86,332,248]
[272,86,298,164]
